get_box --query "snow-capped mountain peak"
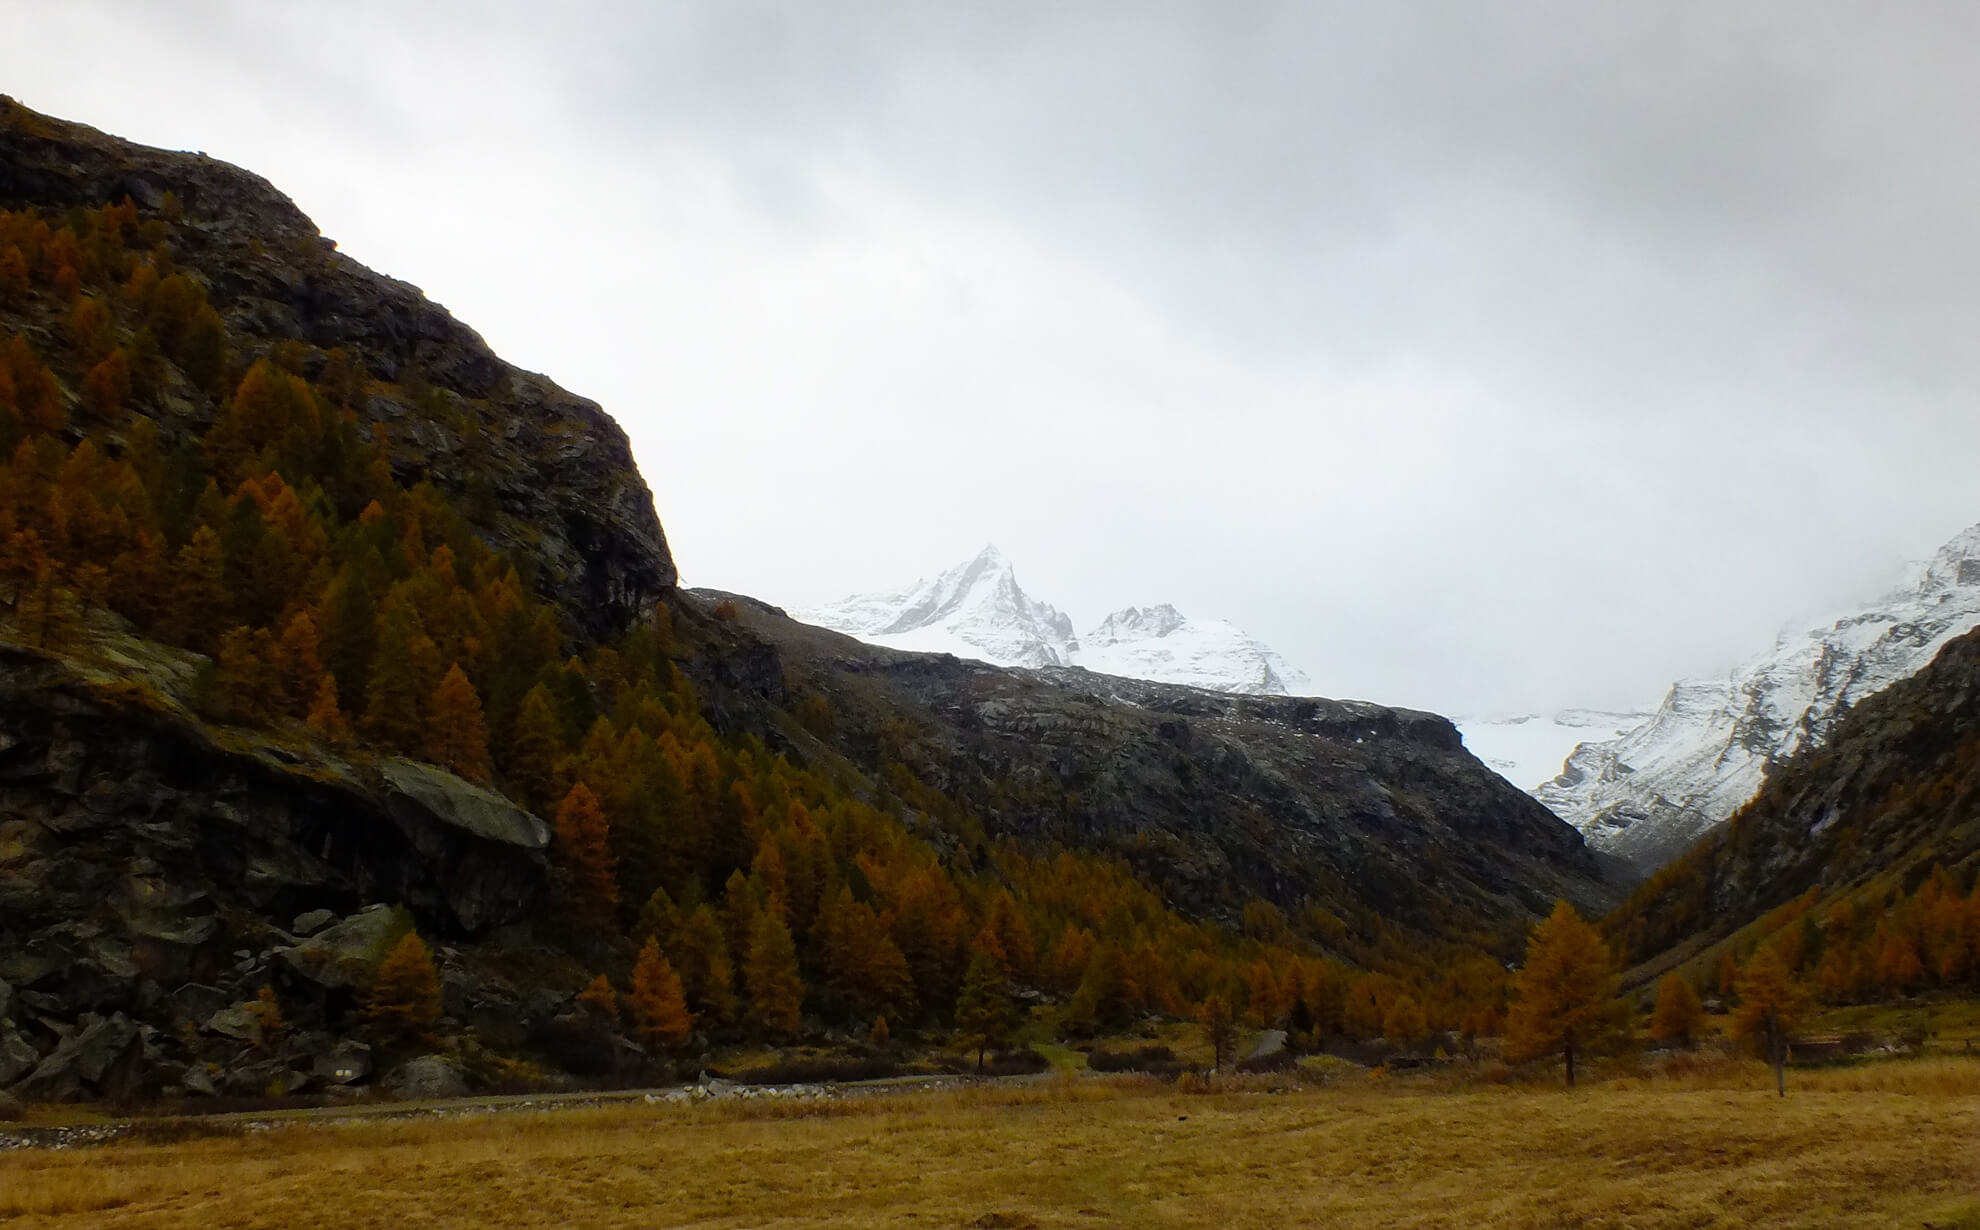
[1535,518,1980,874]
[801,545,1078,669]
[797,553,1312,696]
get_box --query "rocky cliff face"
[0,97,675,641]
[0,630,551,1100]
[709,591,1613,939]
[1537,522,1980,875]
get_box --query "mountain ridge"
[1534,521,1980,874]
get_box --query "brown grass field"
[3,1059,1978,1229]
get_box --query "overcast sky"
[10,2,1980,714]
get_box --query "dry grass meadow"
[3,1059,1978,1229]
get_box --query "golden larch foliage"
[365,930,443,1038]
[745,907,804,1041]
[1504,899,1626,1087]
[627,937,693,1051]
[1650,973,1705,1048]
[424,663,492,783]
[554,782,618,932]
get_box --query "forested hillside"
[1605,623,1980,1011]
[0,97,1607,1100]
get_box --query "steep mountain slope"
[801,545,1313,695]
[1538,523,1980,874]
[0,100,670,643]
[0,97,1611,1102]
[711,591,1611,936]
[1608,621,1980,975]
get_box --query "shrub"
[1086,1044,1180,1075]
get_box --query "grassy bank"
[3,1059,1978,1228]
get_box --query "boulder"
[0,1025,38,1085]
[170,984,231,1029]
[385,1054,466,1100]
[202,1006,262,1043]
[0,975,11,1022]
[180,1063,218,1096]
[293,908,336,936]
[278,905,402,992]
[1245,1029,1288,1063]
[0,1089,22,1120]
[313,1039,372,1085]
[11,1012,140,1100]
[379,760,549,850]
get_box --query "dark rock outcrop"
[0,638,549,1101]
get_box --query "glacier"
[1535,521,1980,875]
[797,546,1313,696]
[1454,710,1653,795]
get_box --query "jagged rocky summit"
[1537,521,1980,875]
[799,545,1313,696]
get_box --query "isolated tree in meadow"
[745,907,804,1042]
[554,782,619,933]
[366,930,443,1040]
[953,945,1014,1072]
[1197,993,1237,1072]
[1733,945,1812,1097]
[1650,973,1706,1049]
[627,937,693,1052]
[1505,899,1626,1087]
[425,663,492,783]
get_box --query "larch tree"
[1650,973,1706,1050]
[504,682,564,813]
[627,937,693,1052]
[1504,899,1626,1088]
[670,904,736,1023]
[576,973,620,1021]
[1197,993,1238,1072]
[1733,945,1812,1097]
[274,610,324,718]
[1383,994,1428,1049]
[365,930,443,1040]
[362,601,439,752]
[554,782,619,933]
[953,945,1014,1072]
[168,525,229,653]
[745,907,804,1042]
[425,663,492,783]
[306,673,353,743]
